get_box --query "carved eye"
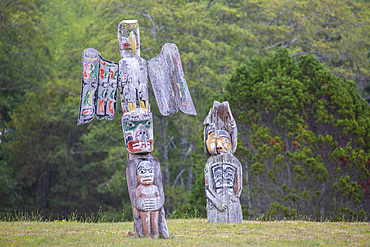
[149,169,153,173]
[127,121,134,128]
[139,170,145,175]
[146,120,151,127]
[120,30,128,37]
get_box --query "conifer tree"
[224,49,370,220]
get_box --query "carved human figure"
[204,101,243,223]
[135,161,160,238]
[126,157,168,238]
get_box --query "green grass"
[1,219,369,246]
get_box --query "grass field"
[1,219,369,246]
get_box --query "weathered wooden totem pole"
[203,101,243,223]
[78,20,196,238]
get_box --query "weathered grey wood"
[148,43,197,116]
[118,21,168,238]
[78,48,99,125]
[126,156,169,238]
[204,101,243,223]
[78,49,118,125]
[121,109,154,156]
[78,19,197,238]
[205,153,243,223]
[204,101,237,156]
[78,20,196,125]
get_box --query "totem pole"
[203,101,243,223]
[78,20,196,238]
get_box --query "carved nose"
[136,125,148,139]
[139,129,147,136]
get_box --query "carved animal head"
[117,20,140,57]
[122,109,153,154]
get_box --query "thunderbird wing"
[148,43,197,116]
[78,48,118,125]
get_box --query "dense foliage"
[0,0,369,221]
[224,49,370,220]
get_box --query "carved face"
[205,126,232,155]
[117,20,140,56]
[122,110,153,154]
[137,161,154,185]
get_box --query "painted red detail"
[83,64,90,79]
[83,109,93,115]
[99,99,104,113]
[128,140,153,153]
[109,101,114,114]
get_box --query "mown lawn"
[0,219,369,246]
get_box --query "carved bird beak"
[129,31,137,55]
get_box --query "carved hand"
[229,195,238,202]
[134,197,147,211]
[144,198,157,211]
[215,200,228,212]
[134,197,163,211]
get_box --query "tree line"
[0,0,369,221]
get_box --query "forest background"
[1,0,369,222]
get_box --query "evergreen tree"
[224,48,370,220]
[2,0,369,220]
[0,0,49,212]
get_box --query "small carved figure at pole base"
[135,160,160,238]
[203,101,243,223]
[127,157,169,238]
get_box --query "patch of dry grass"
[0,219,369,246]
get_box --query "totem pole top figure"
[117,20,152,157]
[118,20,141,57]
[78,19,197,156]
[203,101,243,223]
[204,101,238,157]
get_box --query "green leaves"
[225,48,370,220]
[1,0,369,220]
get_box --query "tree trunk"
[186,167,193,191]
[257,176,262,217]
[244,161,252,215]
[320,182,326,222]
[180,128,193,191]
[37,174,46,210]
[160,117,170,187]
[285,135,292,187]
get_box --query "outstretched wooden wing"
[78,48,118,125]
[147,43,197,116]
